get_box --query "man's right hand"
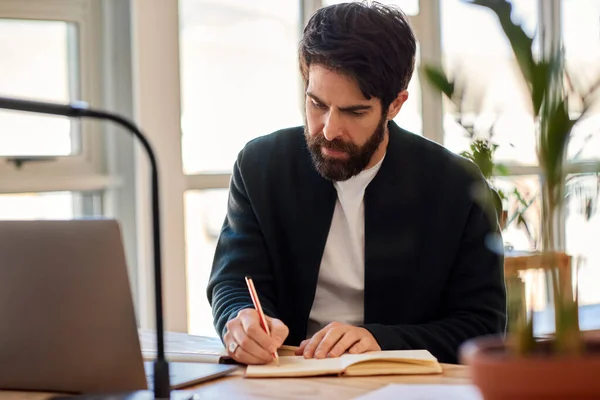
[223,308,289,365]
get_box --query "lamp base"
[50,390,198,400]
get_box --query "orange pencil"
[245,276,280,365]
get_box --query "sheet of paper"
[354,384,483,400]
[341,350,437,369]
[246,355,342,377]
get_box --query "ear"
[386,90,409,120]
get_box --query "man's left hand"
[295,322,381,359]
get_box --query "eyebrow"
[306,91,372,113]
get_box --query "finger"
[296,339,309,355]
[303,328,328,359]
[224,324,265,364]
[232,326,273,362]
[267,317,289,346]
[223,318,240,346]
[349,337,375,354]
[327,329,361,357]
[240,311,277,353]
[231,344,269,365]
[314,327,347,359]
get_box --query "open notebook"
[245,350,443,378]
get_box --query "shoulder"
[390,124,483,178]
[388,123,495,216]
[390,123,483,184]
[236,126,306,168]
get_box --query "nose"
[323,110,343,141]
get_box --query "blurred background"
[1,0,598,338]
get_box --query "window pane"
[0,19,78,156]
[179,1,302,174]
[441,0,538,164]
[0,191,100,220]
[563,0,600,160]
[395,44,422,136]
[566,174,600,309]
[185,189,228,337]
[321,0,419,15]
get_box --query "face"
[304,64,406,181]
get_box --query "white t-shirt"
[306,155,385,337]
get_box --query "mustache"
[309,133,358,153]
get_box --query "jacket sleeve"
[206,149,278,340]
[362,198,507,364]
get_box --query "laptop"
[0,219,236,394]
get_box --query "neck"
[365,127,389,169]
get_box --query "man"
[207,2,506,365]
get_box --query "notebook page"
[245,355,343,378]
[340,350,438,369]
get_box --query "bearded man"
[207,2,506,366]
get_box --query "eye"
[311,100,327,109]
[349,111,365,117]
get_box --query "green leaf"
[464,0,537,103]
[539,98,576,206]
[494,163,509,176]
[422,65,455,100]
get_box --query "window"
[322,0,419,16]
[440,0,539,164]
[0,0,104,182]
[185,189,228,337]
[562,1,600,323]
[565,174,600,307]
[180,0,303,335]
[0,191,103,220]
[0,0,108,222]
[179,0,303,174]
[396,44,422,136]
[0,0,117,278]
[563,0,600,161]
[0,19,80,156]
[0,1,117,301]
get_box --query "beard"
[305,115,387,181]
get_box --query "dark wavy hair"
[299,1,417,112]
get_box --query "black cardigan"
[207,121,506,364]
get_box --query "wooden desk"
[186,363,470,399]
[0,364,469,400]
[0,331,471,400]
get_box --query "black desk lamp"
[0,96,171,399]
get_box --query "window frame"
[0,0,108,192]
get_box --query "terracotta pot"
[459,333,600,400]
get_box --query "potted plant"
[437,0,600,399]
[422,63,535,235]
